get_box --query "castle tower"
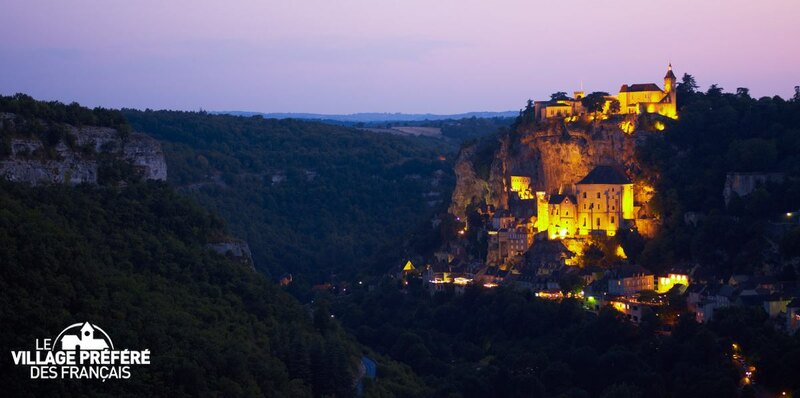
[664,63,677,103]
[535,192,549,233]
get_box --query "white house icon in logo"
[60,322,110,350]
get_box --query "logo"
[10,322,150,381]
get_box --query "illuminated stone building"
[655,271,690,293]
[534,64,678,121]
[536,166,634,238]
[509,175,535,200]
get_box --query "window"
[596,218,600,227]
[596,192,601,199]
[611,216,615,224]
[583,192,587,199]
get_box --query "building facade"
[536,166,634,238]
[535,64,678,121]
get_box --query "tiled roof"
[548,194,577,204]
[620,83,662,93]
[578,166,631,185]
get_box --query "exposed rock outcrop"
[0,120,166,185]
[450,119,651,219]
[208,239,256,271]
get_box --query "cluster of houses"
[408,255,800,334]
[482,165,641,267]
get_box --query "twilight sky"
[1,0,798,114]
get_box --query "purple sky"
[2,0,798,114]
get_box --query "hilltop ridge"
[215,110,518,123]
[0,94,166,185]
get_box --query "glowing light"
[654,121,665,131]
[615,245,627,259]
[453,277,472,285]
[622,184,635,220]
[619,120,635,134]
[510,176,534,199]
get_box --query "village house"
[608,264,654,296]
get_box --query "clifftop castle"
[534,64,678,121]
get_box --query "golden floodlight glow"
[616,245,627,259]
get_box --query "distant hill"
[213,110,519,123]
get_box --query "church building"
[536,165,634,238]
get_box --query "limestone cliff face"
[0,121,166,185]
[450,120,645,218]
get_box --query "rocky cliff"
[208,239,256,271]
[449,118,654,218]
[0,114,166,185]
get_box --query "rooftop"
[620,83,662,93]
[610,264,653,279]
[577,166,631,185]
[548,194,577,204]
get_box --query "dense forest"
[349,117,515,143]
[332,279,800,398]
[631,79,800,276]
[0,179,433,397]
[122,110,456,286]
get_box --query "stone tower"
[664,63,677,104]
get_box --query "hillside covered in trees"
[632,79,800,276]
[0,95,428,397]
[0,178,432,397]
[123,109,457,285]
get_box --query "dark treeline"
[0,93,129,132]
